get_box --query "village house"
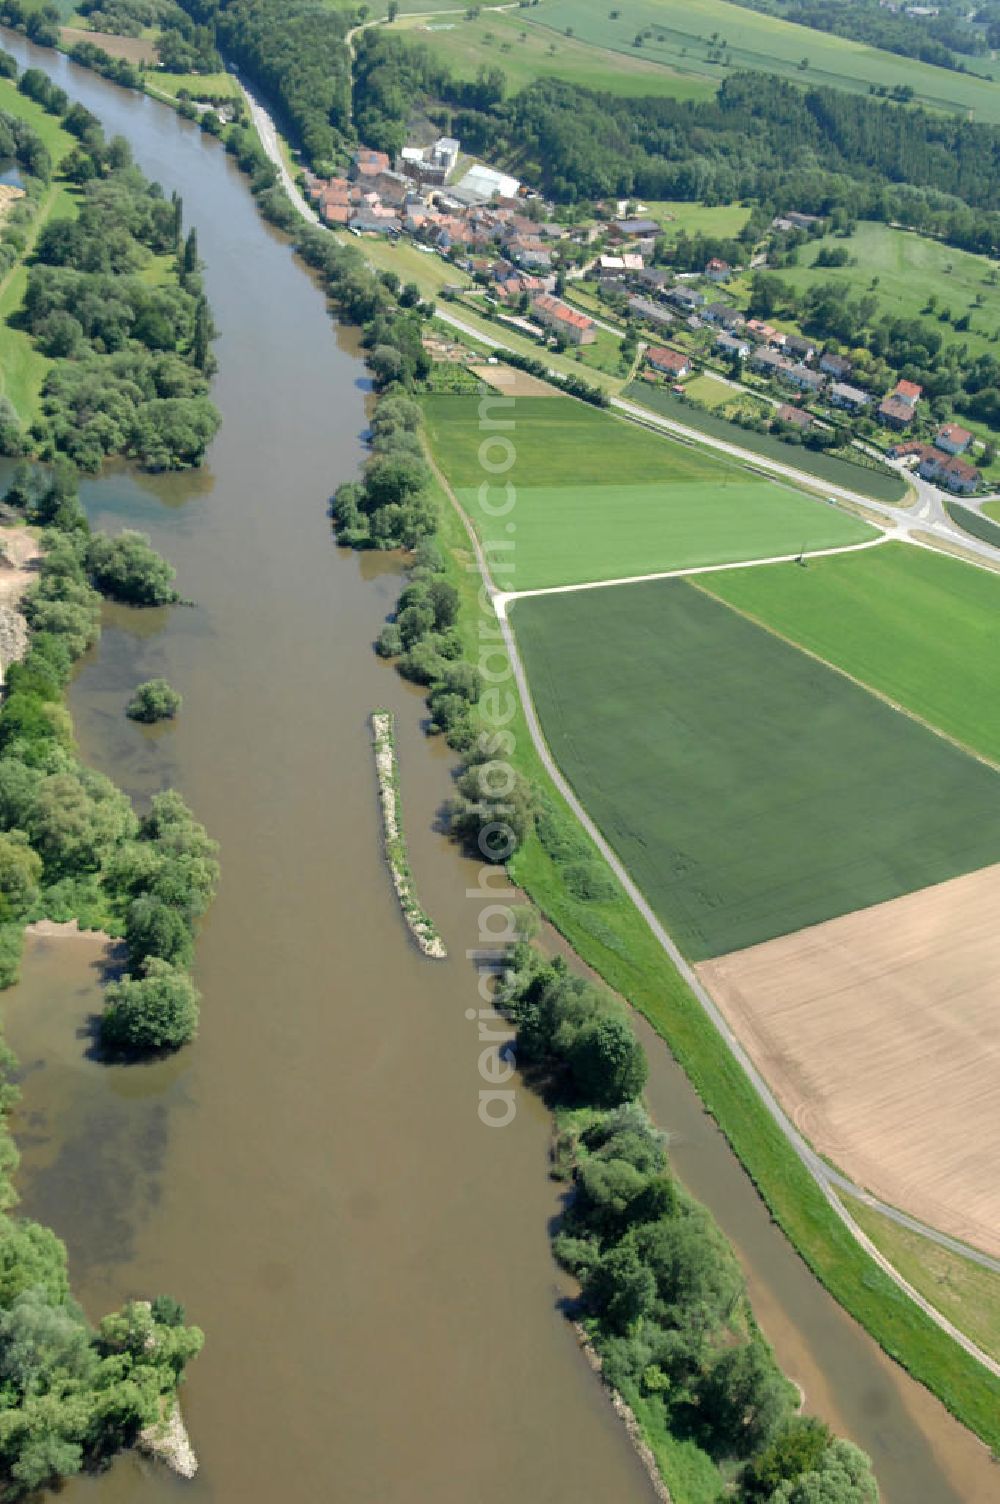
[820,352,852,379]
[775,404,813,430]
[668,285,706,312]
[703,302,745,331]
[919,450,980,494]
[705,257,731,282]
[530,293,596,345]
[878,396,917,429]
[350,147,391,181]
[829,382,871,412]
[783,333,816,362]
[935,422,973,455]
[784,364,825,394]
[634,266,671,294]
[628,295,675,331]
[746,319,784,347]
[716,331,751,359]
[891,379,923,407]
[751,347,792,378]
[647,347,692,378]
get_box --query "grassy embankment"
[945,499,1000,549]
[528,0,1000,120]
[626,379,910,503]
[699,543,1000,763]
[843,1195,1000,1366]
[511,574,1000,960]
[425,440,1000,1454]
[421,393,875,590]
[393,9,715,101]
[0,77,79,420]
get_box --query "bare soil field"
[60,28,159,65]
[698,864,1000,1258]
[469,363,559,396]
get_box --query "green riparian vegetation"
[125,677,181,722]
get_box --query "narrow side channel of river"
[0,34,995,1504]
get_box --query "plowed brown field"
[698,864,1000,1257]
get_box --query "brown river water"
[0,33,996,1504]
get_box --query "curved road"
[245,80,1000,1370]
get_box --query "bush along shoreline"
[497,946,879,1503]
[0,460,215,1494]
[0,461,218,1049]
[370,710,445,960]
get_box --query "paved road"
[426,447,1000,1379]
[248,86,1000,1354]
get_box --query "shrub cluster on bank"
[0,462,217,1055]
[499,946,878,1504]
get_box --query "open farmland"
[698,543,1000,763]
[421,394,875,589]
[396,11,714,101]
[772,221,1000,367]
[60,26,159,64]
[698,864,1000,1256]
[528,0,1000,121]
[511,577,1000,959]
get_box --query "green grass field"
[529,0,1000,121]
[844,1196,1000,1364]
[420,394,875,589]
[512,576,1000,959]
[433,490,1000,1453]
[698,543,1000,764]
[396,10,715,100]
[773,221,1000,368]
[148,70,240,100]
[643,200,752,240]
[627,380,909,503]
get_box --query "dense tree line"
[0,61,220,470]
[175,0,352,167]
[351,32,1000,254]
[497,946,878,1502]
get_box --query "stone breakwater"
[371,711,447,959]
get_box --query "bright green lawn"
[644,200,752,240]
[844,1195,1000,1364]
[775,221,1000,366]
[148,70,240,99]
[512,577,1000,959]
[983,500,1000,523]
[395,10,715,100]
[698,543,1000,763]
[421,394,874,588]
[529,0,1000,120]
